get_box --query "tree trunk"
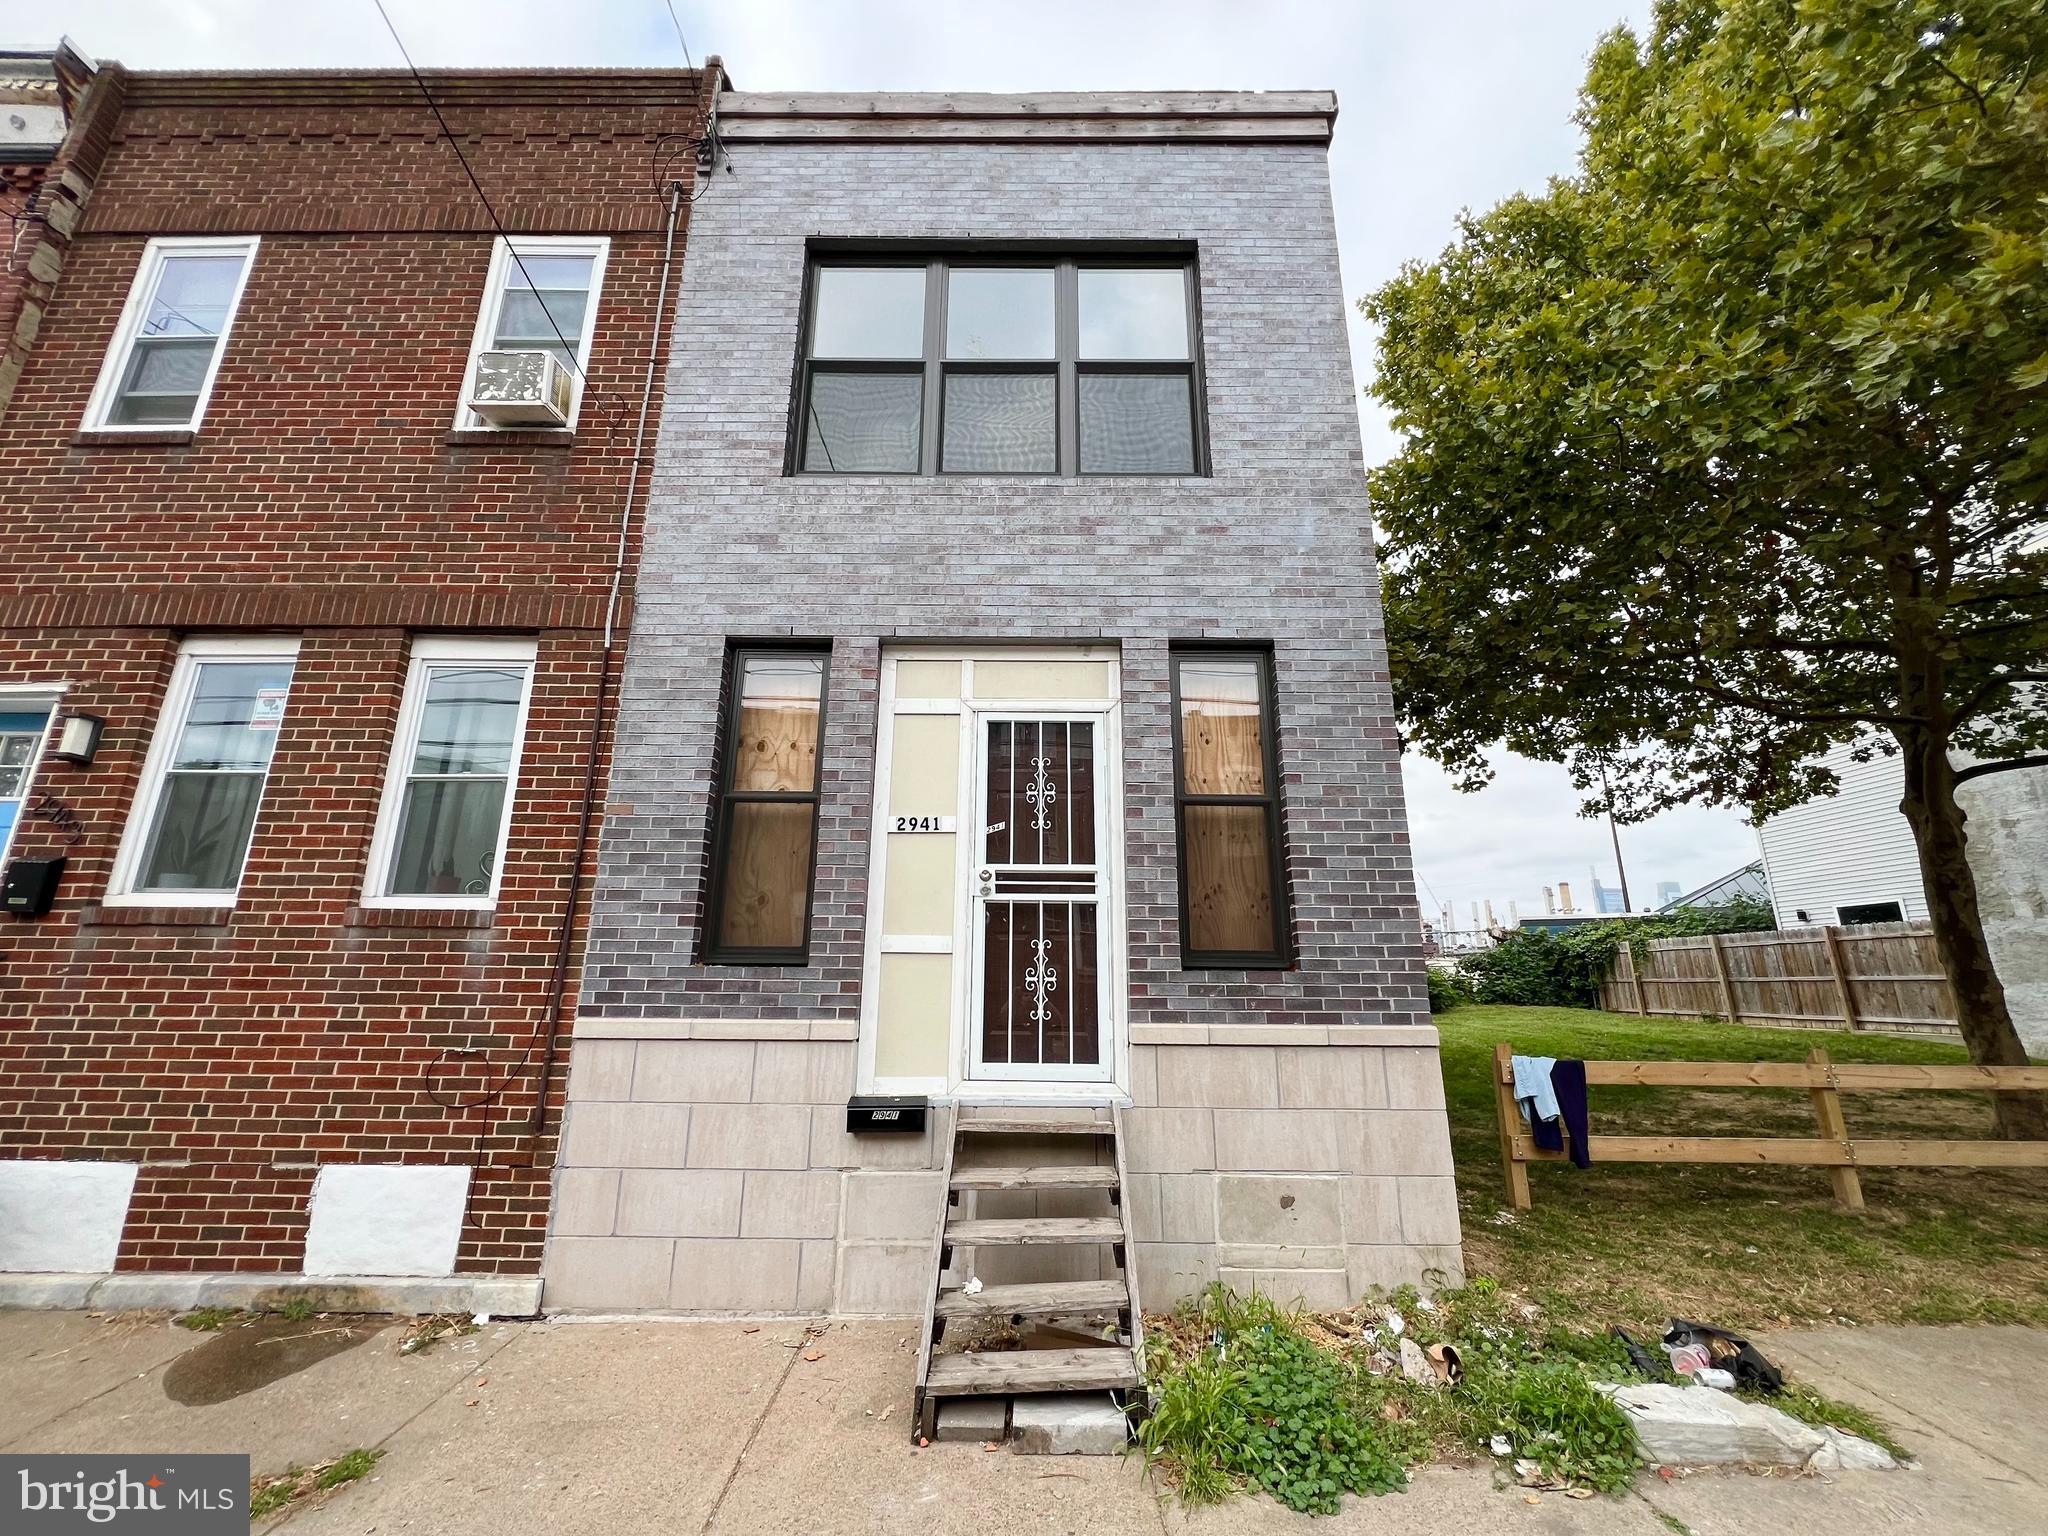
[1896,732,2048,1139]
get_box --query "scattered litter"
[802,1349,825,1362]
[1662,1319,1783,1394]
[1424,1341,1463,1386]
[1609,1327,1667,1380]
[982,1442,1001,1453]
[1565,1487,1594,1500]
[1384,1308,1406,1338]
[472,1312,491,1326]
[1397,1337,1433,1386]
[961,1277,985,1297]
[1489,1435,1512,1457]
[1694,1367,1736,1391]
[742,1325,760,1335]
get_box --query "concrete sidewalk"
[2,1311,2042,1534]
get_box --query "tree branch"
[1954,754,2048,785]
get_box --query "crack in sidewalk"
[266,1324,526,1530]
[698,1319,818,1535]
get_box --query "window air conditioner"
[469,350,574,427]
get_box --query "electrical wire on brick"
[370,0,635,434]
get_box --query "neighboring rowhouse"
[551,79,1459,1320]
[1757,740,2047,1052]
[0,56,714,1310]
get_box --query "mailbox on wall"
[846,1095,928,1134]
[2,855,66,918]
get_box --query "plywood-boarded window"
[1171,650,1290,967]
[707,648,828,962]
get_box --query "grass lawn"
[1437,1004,2048,1332]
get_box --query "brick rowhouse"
[0,59,716,1301]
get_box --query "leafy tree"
[1365,0,2048,1134]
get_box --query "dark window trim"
[1167,645,1292,969]
[703,642,832,966]
[788,246,1209,479]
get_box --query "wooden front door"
[970,716,1111,1081]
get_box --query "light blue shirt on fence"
[1512,1054,1560,1124]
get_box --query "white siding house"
[1755,742,1927,926]
[1757,740,2048,1053]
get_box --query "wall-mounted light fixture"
[50,712,105,766]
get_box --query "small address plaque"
[891,815,955,833]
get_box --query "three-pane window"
[111,638,298,902]
[796,255,1203,477]
[85,237,259,432]
[458,236,610,429]
[364,640,537,907]
[706,648,829,962]
[1170,650,1290,967]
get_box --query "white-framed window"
[362,637,538,908]
[455,236,610,430]
[108,636,299,906]
[82,236,260,432]
[0,687,62,866]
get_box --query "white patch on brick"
[0,1161,138,1272]
[303,1164,470,1277]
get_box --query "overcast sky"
[46,0,1764,924]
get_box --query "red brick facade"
[0,65,714,1277]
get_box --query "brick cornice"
[0,582,627,633]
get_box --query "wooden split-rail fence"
[1598,922,1958,1037]
[1491,1041,2048,1212]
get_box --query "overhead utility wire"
[662,0,697,70]
[370,0,628,429]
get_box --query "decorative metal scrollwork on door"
[1024,936,1058,1024]
[1023,755,1056,831]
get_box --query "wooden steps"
[925,1346,1141,1396]
[934,1278,1129,1320]
[950,1164,1120,1191]
[956,1116,1112,1136]
[944,1215,1123,1246]
[911,1104,1146,1442]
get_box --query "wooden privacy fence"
[1491,1041,2048,1212]
[1599,922,1957,1037]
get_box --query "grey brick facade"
[582,132,1427,1031]
[550,89,1457,1315]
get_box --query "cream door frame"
[856,647,1129,1105]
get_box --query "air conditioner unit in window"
[469,350,574,427]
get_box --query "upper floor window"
[794,253,1204,477]
[457,236,610,431]
[109,636,298,905]
[83,237,259,432]
[362,637,537,908]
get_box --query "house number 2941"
[892,815,954,833]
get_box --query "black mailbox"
[2,856,66,919]
[846,1095,928,1134]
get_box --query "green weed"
[174,1307,237,1332]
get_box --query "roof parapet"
[716,90,1336,146]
